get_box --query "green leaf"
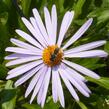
[77,101,88,109]
[21,0,32,17]
[0,80,17,109]
[104,41,109,53]
[0,0,8,13]
[0,64,8,79]
[0,80,5,92]
[74,0,86,18]
[57,0,64,13]
[97,10,109,23]
[0,24,10,63]
[88,9,109,24]
[22,103,41,109]
[96,95,109,109]
[0,12,8,25]
[102,0,109,8]
[44,98,59,109]
[86,77,109,90]
[22,98,59,109]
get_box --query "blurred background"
[0,0,109,109]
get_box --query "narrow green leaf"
[104,41,109,53]
[21,0,32,17]
[74,0,86,18]
[86,77,109,90]
[0,64,8,79]
[58,0,64,13]
[22,103,41,109]
[0,80,5,92]
[77,101,88,109]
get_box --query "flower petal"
[62,18,93,50]
[30,66,47,104]
[37,67,51,105]
[16,29,43,50]
[32,8,50,45]
[64,50,108,58]
[41,67,51,108]
[51,5,57,44]
[64,40,106,55]
[15,64,44,87]
[60,69,90,97]
[52,67,58,103]
[72,77,91,93]
[5,47,42,55]
[25,65,47,99]
[59,67,79,101]
[61,63,91,93]
[5,53,36,60]
[10,38,41,52]
[30,17,48,46]
[37,80,44,105]
[63,60,100,79]
[21,17,46,47]
[6,56,41,66]
[6,60,43,79]
[56,70,65,107]
[22,17,46,48]
[44,7,53,45]
[57,11,74,47]
[61,63,85,81]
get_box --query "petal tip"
[5,48,8,51]
[44,7,48,12]
[10,38,14,42]
[103,40,106,44]
[95,75,101,79]
[15,29,19,33]
[6,76,10,80]
[29,100,33,104]
[4,56,7,60]
[21,17,25,20]
[75,98,80,101]
[21,17,27,23]
[14,83,18,88]
[89,18,93,23]
[71,11,74,15]
[105,52,108,57]
[52,4,56,8]
[32,8,36,12]
[5,63,9,67]
[25,93,28,98]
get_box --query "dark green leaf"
[21,0,32,17]
[86,77,109,90]
[0,80,17,109]
[74,0,86,18]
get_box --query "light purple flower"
[5,5,108,108]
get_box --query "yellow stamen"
[42,45,63,67]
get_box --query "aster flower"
[5,5,108,108]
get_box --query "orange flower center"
[42,45,63,67]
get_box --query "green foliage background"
[0,0,109,109]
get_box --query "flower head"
[5,5,108,108]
